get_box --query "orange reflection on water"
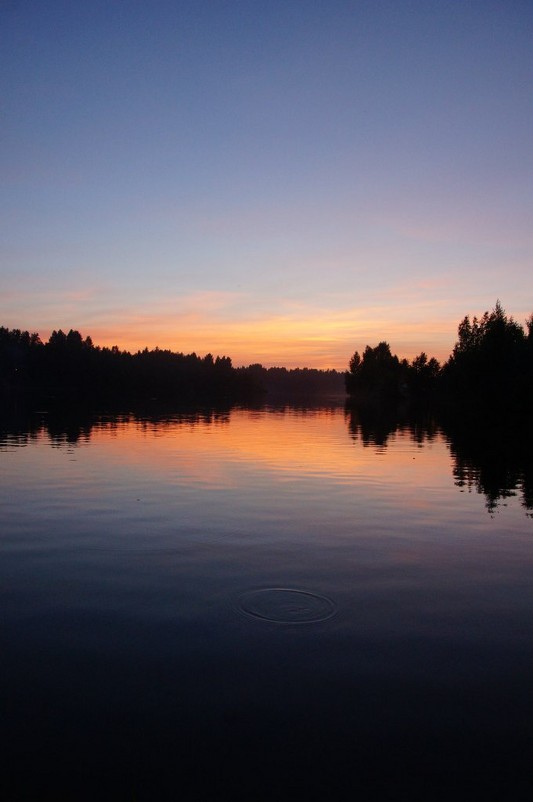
[77,408,451,501]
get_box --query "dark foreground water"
[2,404,533,800]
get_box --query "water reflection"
[2,400,533,798]
[2,401,532,516]
[0,404,232,447]
[345,402,439,448]
[441,412,533,517]
[345,401,533,517]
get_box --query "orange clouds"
[8,286,495,369]
[80,298,457,368]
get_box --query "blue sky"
[2,0,532,367]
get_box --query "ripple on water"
[238,588,337,624]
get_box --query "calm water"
[2,404,533,799]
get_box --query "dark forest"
[345,302,532,412]
[1,302,531,410]
[0,327,344,404]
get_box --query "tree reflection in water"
[345,401,533,517]
[2,400,532,517]
[441,412,533,517]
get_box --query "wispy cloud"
[2,282,528,369]
[77,294,460,367]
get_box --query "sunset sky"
[2,0,532,368]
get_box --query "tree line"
[0,327,344,404]
[0,327,253,403]
[345,302,533,411]
[2,301,531,408]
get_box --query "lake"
[2,403,533,799]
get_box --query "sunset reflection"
[19,408,451,499]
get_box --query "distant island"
[1,302,531,411]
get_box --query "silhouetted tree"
[441,301,529,409]
[346,341,403,399]
[0,326,265,404]
[345,302,530,411]
[0,326,43,394]
[408,352,440,396]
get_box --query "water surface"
[2,405,532,799]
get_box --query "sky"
[2,0,532,368]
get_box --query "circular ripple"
[238,588,336,624]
